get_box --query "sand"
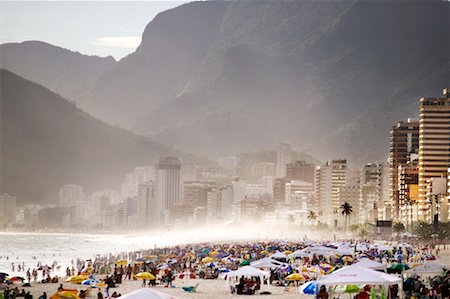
[7,244,450,298]
[14,278,308,298]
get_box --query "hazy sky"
[1,1,187,60]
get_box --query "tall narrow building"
[276,143,291,178]
[418,89,450,221]
[389,119,419,221]
[156,156,181,224]
[315,159,347,226]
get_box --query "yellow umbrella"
[286,273,308,281]
[50,289,80,299]
[116,259,128,266]
[342,256,354,263]
[95,283,107,288]
[284,250,293,255]
[135,272,156,280]
[209,250,219,256]
[202,257,214,263]
[145,255,157,259]
[65,275,87,284]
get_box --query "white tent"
[288,250,311,259]
[120,288,177,299]
[406,262,447,275]
[336,245,354,256]
[317,265,403,298]
[251,257,282,268]
[352,258,387,272]
[227,266,271,291]
[302,246,337,256]
[270,251,288,259]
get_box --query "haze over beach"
[0,0,449,298]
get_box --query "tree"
[340,202,353,232]
[307,210,317,225]
[357,223,373,240]
[393,222,405,234]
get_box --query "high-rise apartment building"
[315,159,347,226]
[389,119,419,220]
[286,161,315,184]
[59,184,85,208]
[398,158,419,224]
[276,143,291,178]
[418,89,450,220]
[0,193,17,225]
[138,181,157,227]
[156,156,181,224]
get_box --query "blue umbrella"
[299,281,318,295]
[82,279,97,286]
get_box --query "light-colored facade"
[138,181,157,227]
[59,184,84,208]
[276,143,291,178]
[285,180,313,206]
[156,157,181,224]
[418,89,450,221]
[315,160,347,226]
[0,193,17,225]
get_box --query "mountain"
[0,69,172,204]
[132,0,449,163]
[83,1,229,128]
[4,0,448,165]
[0,41,116,106]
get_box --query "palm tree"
[340,202,353,232]
[307,210,317,225]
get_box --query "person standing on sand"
[97,289,104,299]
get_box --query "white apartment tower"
[276,143,291,178]
[156,157,181,224]
[315,160,347,226]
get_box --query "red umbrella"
[10,276,25,283]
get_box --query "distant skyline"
[1,1,187,60]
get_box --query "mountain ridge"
[1,69,173,204]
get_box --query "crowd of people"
[0,240,448,298]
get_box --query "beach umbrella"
[202,257,214,263]
[135,272,156,280]
[156,264,170,270]
[342,256,354,263]
[370,286,376,299]
[119,288,177,299]
[81,279,97,286]
[65,275,87,284]
[299,281,318,295]
[319,263,334,274]
[334,284,360,294]
[388,263,410,274]
[286,273,309,281]
[50,289,80,299]
[9,276,24,283]
[96,283,107,288]
[116,259,128,266]
[239,260,251,266]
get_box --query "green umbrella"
[370,286,376,299]
[344,285,360,294]
[239,260,250,266]
[388,263,410,273]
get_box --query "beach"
[7,278,309,298]
[1,235,449,299]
